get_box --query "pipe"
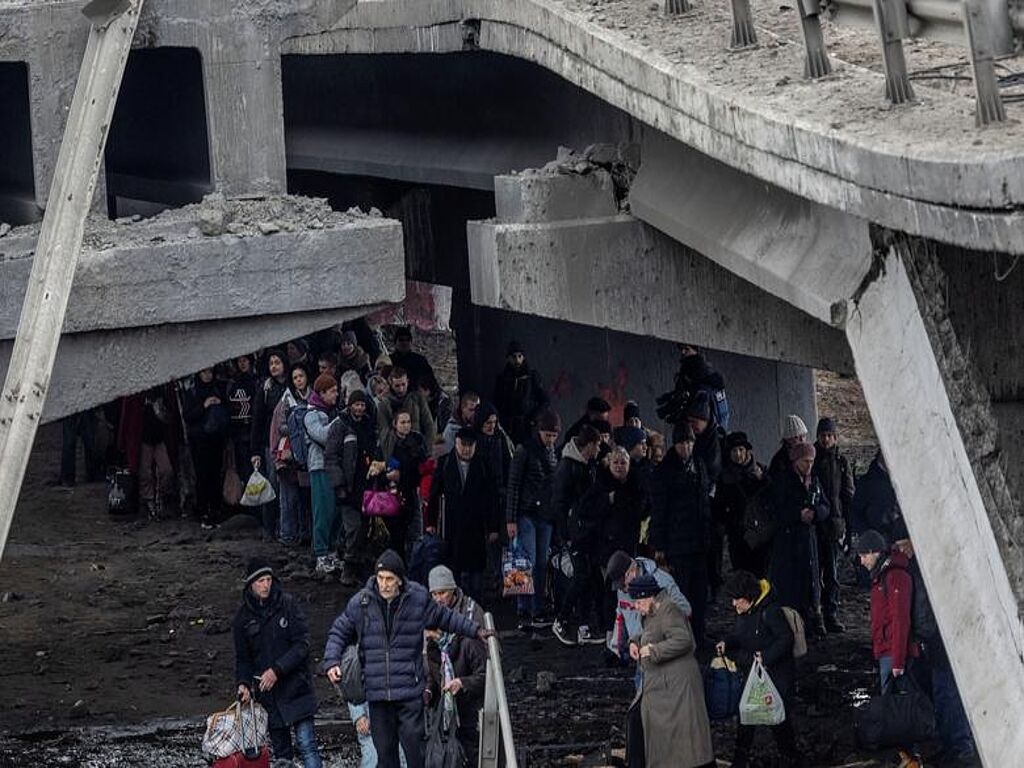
[483,613,518,768]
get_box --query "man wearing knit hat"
[650,421,712,648]
[338,329,372,381]
[813,417,855,632]
[768,413,809,478]
[233,558,322,767]
[562,395,612,449]
[425,565,487,764]
[493,340,550,446]
[324,550,493,768]
[506,409,562,633]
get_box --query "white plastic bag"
[738,656,786,726]
[240,469,276,507]
[201,699,269,758]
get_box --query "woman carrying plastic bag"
[240,468,277,507]
[716,571,803,768]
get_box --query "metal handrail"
[479,612,517,768]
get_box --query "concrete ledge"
[467,214,852,371]
[281,0,1024,253]
[495,169,618,223]
[0,204,405,339]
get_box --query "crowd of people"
[57,328,978,768]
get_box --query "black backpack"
[882,561,940,642]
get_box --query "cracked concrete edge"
[279,0,1024,253]
[843,248,1024,767]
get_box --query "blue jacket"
[304,405,334,472]
[323,578,481,703]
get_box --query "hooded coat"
[575,466,648,562]
[505,434,559,524]
[869,550,917,671]
[813,442,855,541]
[632,590,714,768]
[551,438,597,541]
[232,581,317,728]
[722,579,796,700]
[323,577,480,703]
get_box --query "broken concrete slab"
[495,168,618,223]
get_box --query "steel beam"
[0,0,143,560]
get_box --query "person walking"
[492,340,550,446]
[717,570,803,768]
[714,432,771,577]
[232,558,322,768]
[323,550,493,768]
[627,573,714,768]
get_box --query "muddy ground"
[0,425,920,768]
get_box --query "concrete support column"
[204,42,287,196]
[843,242,1024,767]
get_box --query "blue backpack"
[286,405,311,470]
[704,386,730,431]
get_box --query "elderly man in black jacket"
[233,558,322,768]
[425,428,500,600]
[650,421,712,649]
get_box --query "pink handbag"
[362,489,402,517]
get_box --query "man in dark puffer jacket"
[233,558,321,767]
[324,550,493,768]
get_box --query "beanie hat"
[618,427,647,452]
[341,330,358,347]
[592,419,612,435]
[586,396,611,413]
[724,570,762,602]
[348,389,368,406]
[855,529,888,555]
[782,414,808,440]
[313,373,337,394]
[427,565,458,593]
[395,327,412,341]
[672,421,696,445]
[506,340,524,356]
[684,391,712,422]
[626,573,661,600]
[623,401,641,421]
[725,431,753,451]
[606,550,635,590]
[243,557,273,586]
[536,410,562,433]
[788,442,816,462]
[816,417,837,435]
[375,549,406,582]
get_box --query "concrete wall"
[460,306,815,459]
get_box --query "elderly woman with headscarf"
[626,573,714,768]
[766,441,831,636]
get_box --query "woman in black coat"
[182,367,229,523]
[718,570,801,768]
[766,442,830,630]
[233,559,320,767]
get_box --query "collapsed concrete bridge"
[2,0,1023,763]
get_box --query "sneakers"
[577,625,605,645]
[552,619,577,647]
[530,614,554,629]
[339,562,360,587]
[315,555,338,576]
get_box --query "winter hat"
[684,391,712,422]
[623,401,641,421]
[781,414,808,440]
[375,549,406,582]
[313,373,338,394]
[855,529,888,555]
[592,419,613,436]
[627,573,661,600]
[506,340,524,356]
[724,570,762,602]
[348,389,368,406]
[606,550,635,590]
[427,565,458,593]
[340,330,358,347]
[536,410,562,433]
[816,417,837,435]
[395,326,413,341]
[672,421,696,445]
[586,396,611,414]
[725,432,753,451]
[617,427,647,452]
[788,442,816,463]
[243,557,273,586]
[473,401,499,431]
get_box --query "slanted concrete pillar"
[841,238,1024,767]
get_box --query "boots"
[811,608,828,639]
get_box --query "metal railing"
[479,613,518,768]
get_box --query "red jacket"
[869,551,918,670]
